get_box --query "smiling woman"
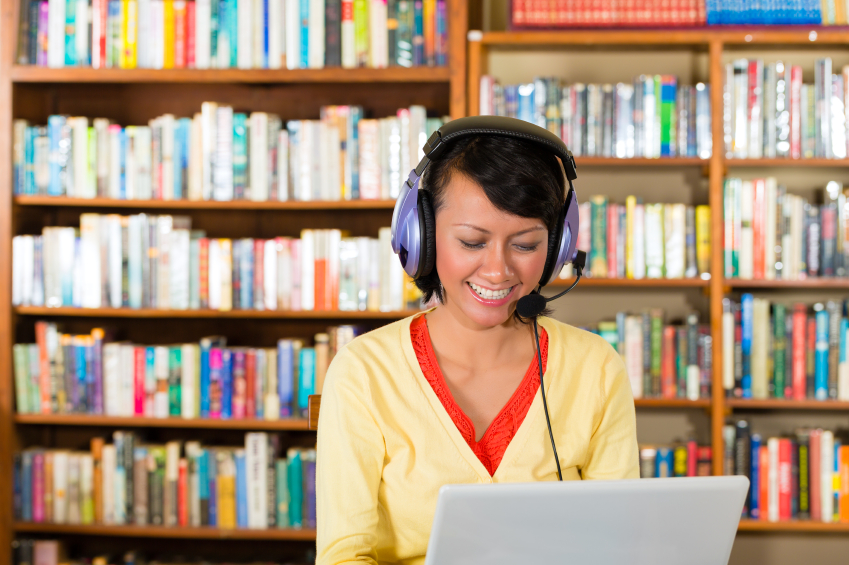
[315,117,639,565]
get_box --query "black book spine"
[124,432,135,523]
[790,438,799,518]
[806,315,816,399]
[387,0,397,67]
[325,0,341,67]
[734,420,751,517]
[267,434,278,527]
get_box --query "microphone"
[517,250,587,318]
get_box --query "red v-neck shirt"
[409,314,549,476]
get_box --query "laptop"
[424,476,749,565]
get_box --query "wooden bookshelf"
[633,398,711,408]
[13,523,317,541]
[725,158,849,167]
[726,279,849,289]
[14,414,312,431]
[726,399,849,410]
[551,277,710,288]
[738,520,849,533]
[14,306,421,320]
[14,196,398,210]
[570,157,708,166]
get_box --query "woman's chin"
[455,300,515,328]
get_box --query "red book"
[34,321,52,414]
[199,238,209,309]
[759,445,769,521]
[792,303,807,399]
[607,204,618,278]
[134,346,145,415]
[178,458,188,526]
[779,438,792,520]
[752,178,765,279]
[254,239,264,310]
[174,1,186,68]
[790,65,803,159]
[687,439,697,477]
[97,0,107,66]
[696,446,711,476]
[186,0,196,68]
[661,325,677,398]
[245,349,256,419]
[810,429,822,521]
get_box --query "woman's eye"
[515,244,540,252]
[459,240,485,250]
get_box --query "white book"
[101,444,116,524]
[171,229,190,309]
[195,0,211,69]
[624,315,643,398]
[52,450,69,523]
[341,0,355,68]
[13,236,33,306]
[839,323,849,400]
[92,0,104,68]
[253,0,264,68]
[201,102,218,200]
[67,453,80,524]
[108,215,123,308]
[103,343,121,415]
[832,75,847,158]
[751,297,769,399]
[108,127,122,198]
[264,239,278,310]
[188,114,203,200]
[644,204,664,279]
[368,0,386,68]
[80,454,94,524]
[410,106,428,165]
[269,0,283,69]
[664,203,685,278]
[135,126,153,199]
[297,121,313,200]
[124,127,137,199]
[309,0,326,68]
[153,0,165,69]
[767,437,779,522]
[633,203,646,279]
[185,441,203,525]
[208,238,221,309]
[154,346,169,417]
[161,114,176,199]
[300,230,315,310]
[214,106,234,201]
[732,59,749,158]
[245,433,269,528]
[277,130,289,200]
[48,0,66,67]
[325,123,341,200]
[128,215,143,308]
[386,117,402,198]
[181,344,197,417]
[739,180,754,279]
[165,441,181,525]
[76,0,90,66]
[236,0,253,67]
[748,59,763,159]
[250,113,269,200]
[285,0,300,69]
[137,0,153,68]
[764,177,777,280]
[120,344,135,416]
[93,118,110,196]
[156,215,172,309]
[722,300,735,392]
[72,117,92,197]
[219,239,232,311]
[781,193,796,280]
[821,430,834,522]
[80,214,102,308]
[277,238,292,309]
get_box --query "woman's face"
[434,173,549,329]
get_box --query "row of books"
[725,421,849,522]
[12,540,314,565]
[14,432,317,529]
[722,178,849,280]
[586,309,712,400]
[560,198,711,280]
[639,441,712,478]
[15,0,447,69]
[511,0,708,27]
[479,75,712,159]
[12,322,359,417]
[707,0,826,25]
[724,59,849,160]
[12,104,446,201]
[11,219,420,312]
[721,296,849,401]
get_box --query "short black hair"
[416,134,568,307]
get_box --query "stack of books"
[707,1,824,25]
[12,216,420,312]
[721,296,849,400]
[13,322,359,419]
[510,0,708,28]
[724,58,849,160]
[15,0,447,69]
[722,178,849,280]
[639,441,712,478]
[480,76,712,159]
[12,104,447,201]
[586,309,712,401]
[725,421,849,522]
[14,432,317,529]
[559,196,710,280]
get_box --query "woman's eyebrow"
[453,224,545,236]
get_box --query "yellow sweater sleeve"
[581,344,640,480]
[316,349,386,565]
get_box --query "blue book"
[24,126,34,195]
[741,294,754,398]
[228,0,238,67]
[200,339,211,417]
[413,0,424,66]
[64,0,76,65]
[235,451,248,527]
[233,114,248,198]
[208,450,218,526]
[278,340,294,417]
[287,448,303,528]
[75,341,87,412]
[655,447,673,478]
[517,83,534,123]
[299,0,309,68]
[240,240,253,309]
[749,433,761,519]
[835,438,842,520]
[47,116,65,196]
[221,349,233,419]
[263,0,270,68]
[145,346,156,406]
[210,0,219,62]
[349,107,362,199]
[298,348,316,417]
[173,121,183,199]
[198,448,210,525]
[815,308,829,400]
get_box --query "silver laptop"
[424,476,749,565]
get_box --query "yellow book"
[123,0,138,68]
[625,195,636,279]
[695,205,710,276]
[216,451,236,529]
[163,0,175,69]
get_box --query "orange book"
[759,445,769,521]
[44,452,54,523]
[173,0,187,68]
[91,438,104,524]
[314,231,327,311]
[34,321,52,414]
[163,0,175,69]
[752,178,765,279]
[841,445,849,522]
[423,0,435,65]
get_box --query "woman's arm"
[316,350,386,565]
[580,346,640,480]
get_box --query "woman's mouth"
[467,282,517,305]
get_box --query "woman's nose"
[479,244,512,281]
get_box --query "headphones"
[390,115,581,288]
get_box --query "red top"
[409,315,548,476]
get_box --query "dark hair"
[416,134,567,309]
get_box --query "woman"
[316,118,639,565]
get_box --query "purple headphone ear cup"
[418,190,437,278]
[538,203,567,287]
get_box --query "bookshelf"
[0,0,470,562]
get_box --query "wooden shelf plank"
[14,414,313,430]
[634,398,711,408]
[10,66,450,84]
[738,519,849,532]
[12,522,316,540]
[552,277,710,288]
[575,157,708,166]
[727,279,849,289]
[14,306,420,319]
[727,399,849,410]
[726,158,849,167]
[14,196,397,210]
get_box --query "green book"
[597,322,618,352]
[28,344,41,414]
[276,458,290,527]
[353,0,370,67]
[650,309,663,396]
[287,448,303,528]
[773,304,786,398]
[676,327,687,399]
[641,311,652,397]
[169,346,182,416]
[589,195,608,277]
[13,344,30,414]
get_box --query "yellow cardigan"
[316,312,639,565]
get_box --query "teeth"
[469,282,512,300]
